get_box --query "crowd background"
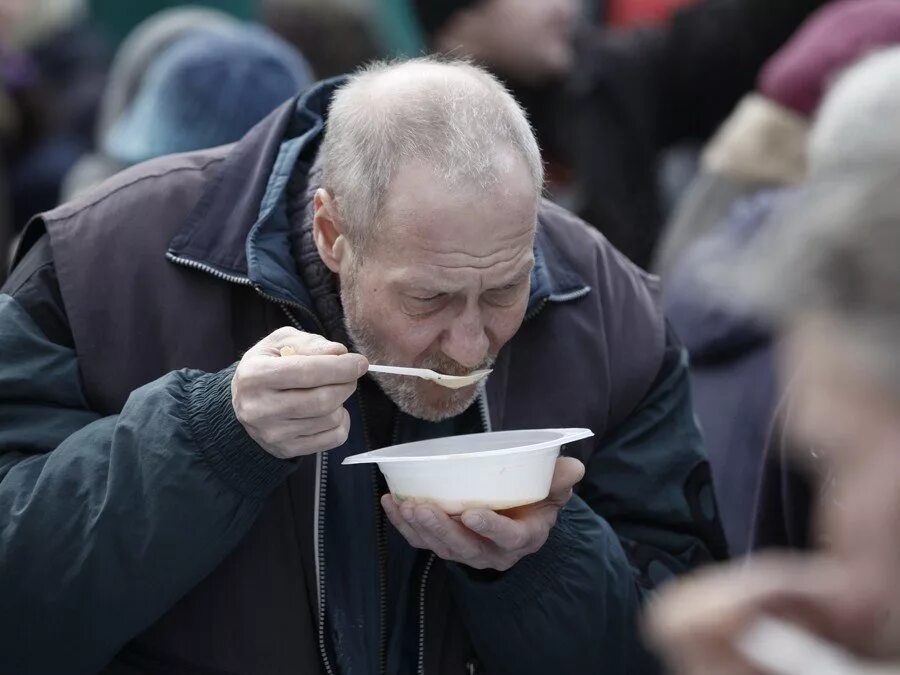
[4,0,900,670]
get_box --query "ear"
[313,188,353,275]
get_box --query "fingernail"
[462,513,485,532]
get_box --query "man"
[0,58,725,674]
[645,165,900,672]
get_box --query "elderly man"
[0,59,724,674]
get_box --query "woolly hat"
[104,25,313,165]
[759,0,900,117]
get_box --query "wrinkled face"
[341,154,537,422]
[782,315,900,652]
[439,0,580,85]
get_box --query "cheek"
[484,303,527,351]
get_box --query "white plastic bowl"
[342,428,594,514]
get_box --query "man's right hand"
[231,327,368,459]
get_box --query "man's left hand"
[381,457,585,571]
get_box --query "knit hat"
[810,45,900,174]
[412,0,481,36]
[759,0,900,117]
[104,25,313,165]
[95,7,240,151]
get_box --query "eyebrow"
[400,260,535,294]
[488,265,533,290]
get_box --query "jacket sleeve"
[447,327,728,675]
[0,238,295,674]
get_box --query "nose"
[440,300,490,370]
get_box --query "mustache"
[418,352,496,376]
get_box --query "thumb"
[548,456,585,503]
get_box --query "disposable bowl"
[342,428,594,514]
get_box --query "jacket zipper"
[357,392,390,675]
[165,253,254,286]
[415,391,492,674]
[415,554,437,675]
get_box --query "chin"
[396,383,480,422]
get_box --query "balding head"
[319,57,543,251]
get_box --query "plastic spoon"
[278,346,490,390]
[736,616,880,675]
[366,364,492,389]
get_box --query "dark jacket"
[663,190,784,554]
[0,79,726,675]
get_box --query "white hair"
[320,57,544,250]
[810,46,900,175]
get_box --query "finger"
[411,504,488,561]
[276,416,352,458]
[252,408,349,445]
[234,382,355,426]
[400,508,453,560]
[258,353,369,390]
[460,509,538,552]
[381,495,429,549]
[259,327,348,357]
[547,456,585,502]
[255,382,358,420]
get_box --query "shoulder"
[43,145,231,228]
[536,199,667,428]
[538,198,662,308]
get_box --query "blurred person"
[262,0,383,79]
[0,0,109,276]
[752,45,900,552]
[655,0,900,554]
[63,9,313,199]
[646,162,900,675]
[654,0,900,278]
[0,58,726,674]
[406,0,828,267]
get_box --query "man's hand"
[644,554,893,675]
[381,456,585,571]
[231,327,368,459]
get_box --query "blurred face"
[339,152,537,421]
[782,315,900,651]
[436,0,580,85]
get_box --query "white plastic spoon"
[278,346,490,390]
[736,616,884,675]
[367,364,492,389]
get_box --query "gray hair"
[810,46,900,175]
[319,57,544,250]
[743,166,900,396]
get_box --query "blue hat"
[105,25,314,165]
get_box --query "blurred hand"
[644,554,892,675]
[231,327,367,459]
[381,456,585,571]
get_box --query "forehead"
[372,154,538,265]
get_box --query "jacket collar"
[166,77,589,317]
